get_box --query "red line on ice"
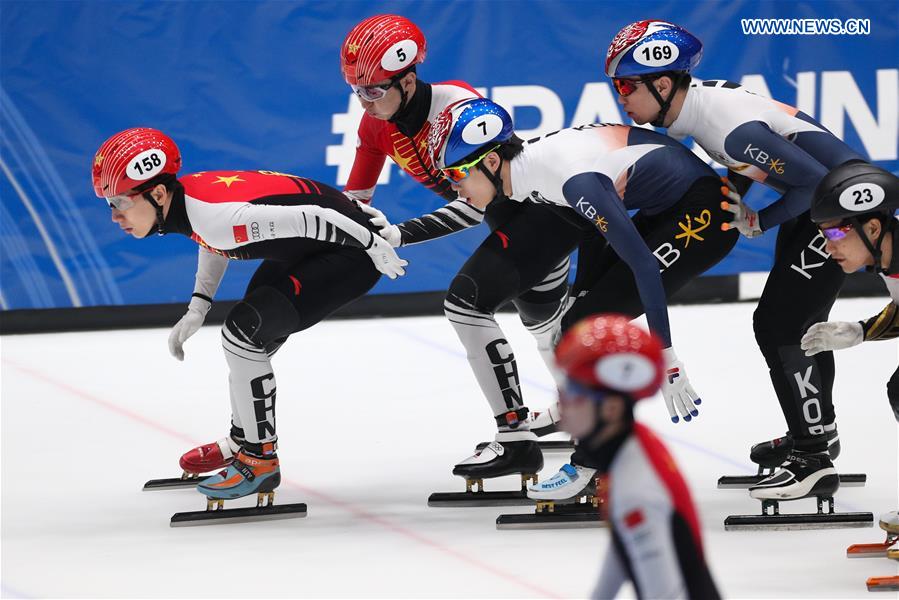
[4,359,561,599]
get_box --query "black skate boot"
[724,451,872,530]
[452,438,544,482]
[749,450,839,501]
[429,430,545,507]
[750,429,841,470]
[719,427,864,489]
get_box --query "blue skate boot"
[198,444,280,509]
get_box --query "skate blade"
[496,503,604,530]
[496,512,604,530]
[170,502,307,527]
[866,576,899,591]
[725,511,873,531]
[847,542,896,558]
[428,490,532,507]
[143,476,211,491]
[474,439,573,452]
[717,473,866,489]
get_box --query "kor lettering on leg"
[486,339,522,410]
[793,366,824,435]
[790,232,830,280]
[250,373,277,440]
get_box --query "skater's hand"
[355,201,402,248]
[720,177,762,238]
[168,296,211,361]
[366,233,408,279]
[801,321,863,356]
[661,347,701,424]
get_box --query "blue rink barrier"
[1,1,897,315]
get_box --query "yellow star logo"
[94,153,104,167]
[594,215,608,232]
[346,42,360,55]
[212,175,245,188]
[674,210,712,248]
[191,172,206,178]
[391,149,413,172]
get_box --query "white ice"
[2,299,897,598]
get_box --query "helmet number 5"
[396,48,406,62]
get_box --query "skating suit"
[344,80,485,245]
[667,80,864,230]
[668,80,868,447]
[164,170,378,299]
[508,123,723,346]
[594,423,719,599]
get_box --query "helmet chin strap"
[142,192,166,236]
[387,72,415,123]
[644,72,687,128]
[136,175,176,236]
[477,155,507,202]
[852,216,891,275]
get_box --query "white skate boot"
[527,463,597,501]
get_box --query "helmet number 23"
[838,183,885,212]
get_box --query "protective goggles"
[439,146,500,184]
[819,222,854,241]
[611,77,646,97]
[558,379,610,406]
[105,191,142,211]
[350,81,394,102]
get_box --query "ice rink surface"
[2,299,897,598]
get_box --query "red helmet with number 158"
[92,127,181,199]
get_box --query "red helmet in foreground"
[92,127,181,198]
[555,314,664,400]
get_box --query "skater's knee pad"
[224,286,300,350]
[752,301,803,349]
[445,272,512,316]
[513,295,565,329]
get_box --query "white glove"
[355,201,402,248]
[801,321,863,356]
[719,177,762,238]
[366,233,408,279]
[168,296,211,361]
[661,347,701,424]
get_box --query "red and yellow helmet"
[92,127,181,198]
[555,314,664,400]
[340,14,427,86]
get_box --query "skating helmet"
[92,127,181,198]
[811,162,899,224]
[340,14,427,86]
[555,314,664,401]
[605,20,703,79]
[428,98,514,176]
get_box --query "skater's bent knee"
[224,286,300,348]
[446,274,500,315]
